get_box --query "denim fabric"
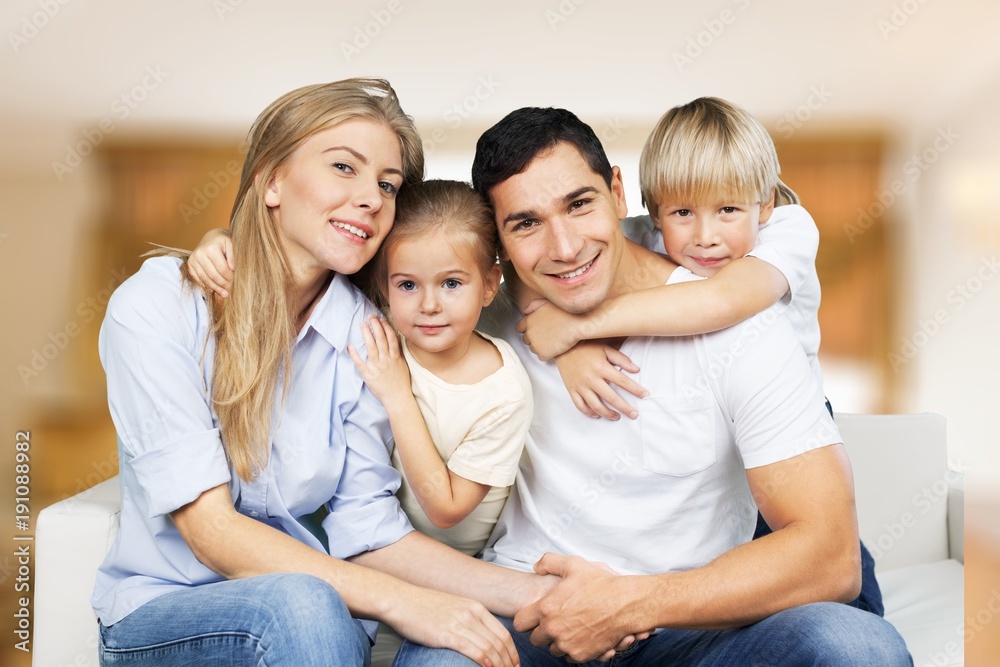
[394,603,912,666]
[99,573,371,666]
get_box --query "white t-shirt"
[619,204,823,389]
[485,274,840,575]
[395,332,533,557]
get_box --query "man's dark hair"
[471,107,614,205]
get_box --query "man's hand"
[513,553,651,663]
[515,299,584,361]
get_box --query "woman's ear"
[258,171,282,208]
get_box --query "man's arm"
[514,443,860,662]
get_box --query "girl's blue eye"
[443,279,461,289]
[399,281,416,291]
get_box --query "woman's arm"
[173,485,520,667]
[349,316,490,528]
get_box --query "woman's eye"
[332,162,354,174]
[380,181,399,195]
[443,279,461,289]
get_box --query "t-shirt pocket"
[640,394,717,476]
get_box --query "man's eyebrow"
[323,146,403,177]
[501,186,600,229]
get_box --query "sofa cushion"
[879,559,964,667]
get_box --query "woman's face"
[265,117,405,280]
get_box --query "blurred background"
[1,1,997,665]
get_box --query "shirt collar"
[297,272,362,350]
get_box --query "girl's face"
[265,117,405,282]
[385,228,500,363]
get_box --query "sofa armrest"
[33,476,121,667]
[947,471,964,564]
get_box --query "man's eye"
[514,220,537,231]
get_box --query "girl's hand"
[387,588,520,667]
[347,315,412,404]
[187,228,234,297]
[515,299,584,361]
[553,342,648,420]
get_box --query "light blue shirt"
[92,257,412,633]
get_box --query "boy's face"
[490,142,629,314]
[653,196,774,277]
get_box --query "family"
[91,78,912,666]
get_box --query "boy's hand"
[553,342,648,420]
[515,299,584,361]
[347,315,412,405]
[187,229,234,297]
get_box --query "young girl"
[348,178,533,557]
[189,179,532,557]
[515,96,883,617]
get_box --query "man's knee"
[768,602,912,665]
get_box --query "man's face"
[490,142,628,314]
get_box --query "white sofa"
[32,413,964,667]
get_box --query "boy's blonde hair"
[639,97,798,219]
[367,179,499,310]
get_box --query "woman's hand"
[187,228,234,297]
[515,299,584,361]
[347,315,412,405]
[387,587,521,667]
[553,342,648,420]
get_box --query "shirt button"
[250,510,260,517]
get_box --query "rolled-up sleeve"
[100,260,231,520]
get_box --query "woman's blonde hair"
[639,97,798,220]
[366,180,499,311]
[166,79,423,481]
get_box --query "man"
[460,107,909,666]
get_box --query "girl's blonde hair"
[639,97,798,220]
[164,79,423,481]
[367,179,499,311]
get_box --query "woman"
[92,78,532,667]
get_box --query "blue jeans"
[99,573,371,666]
[393,603,912,666]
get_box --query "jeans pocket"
[640,394,716,476]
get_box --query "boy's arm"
[519,257,788,359]
[348,316,490,529]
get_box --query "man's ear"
[759,189,776,224]
[610,165,628,220]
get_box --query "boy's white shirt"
[620,204,824,391]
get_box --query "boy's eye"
[720,206,738,214]
[443,279,461,289]
[674,209,692,217]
